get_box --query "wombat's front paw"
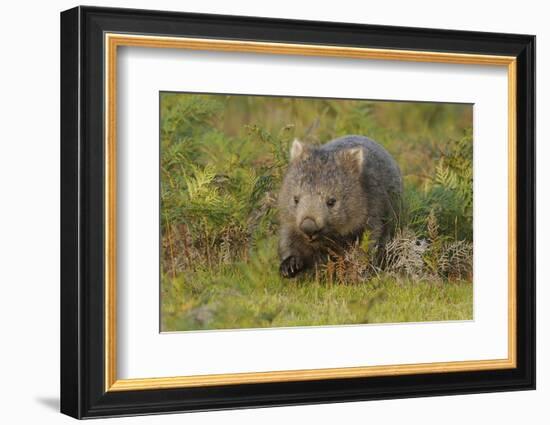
[280,256,304,278]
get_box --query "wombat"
[278,135,402,278]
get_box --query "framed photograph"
[60,6,535,419]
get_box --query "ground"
[161,241,472,331]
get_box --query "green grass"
[159,93,474,332]
[161,240,472,332]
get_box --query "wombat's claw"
[280,256,303,278]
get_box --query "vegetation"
[160,93,473,331]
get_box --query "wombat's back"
[320,135,402,197]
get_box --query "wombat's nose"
[300,217,319,237]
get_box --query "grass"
[160,93,474,332]
[161,239,472,332]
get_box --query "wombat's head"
[279,139,368,241]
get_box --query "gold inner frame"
[104,33,517,392]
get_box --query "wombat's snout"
[300,217,320,238]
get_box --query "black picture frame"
[61,5,535,419]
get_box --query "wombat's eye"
[326,197,336,207]
[293,196,300,205]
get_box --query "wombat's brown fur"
[278,135,402,278]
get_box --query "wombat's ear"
[339,147,365,171]
[290,139,305,160]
